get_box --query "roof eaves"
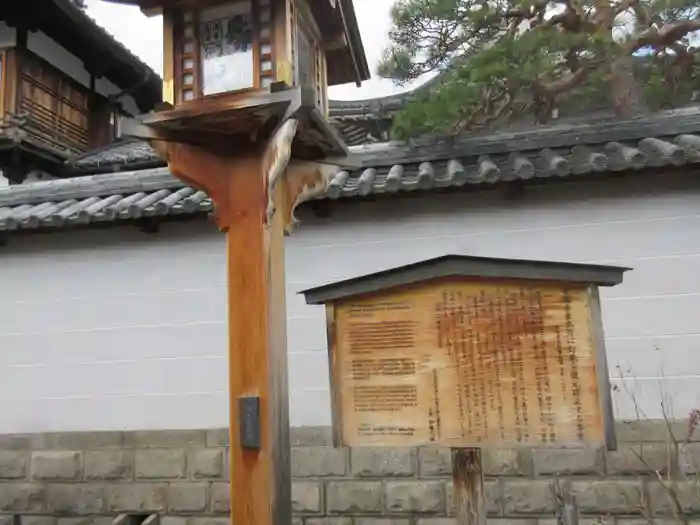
[340,0,370,84]
[55,0,162,104]
[328,75,440,118]
[350,107,700,168]
[300,254,632,304]
[3,130,700,233]
[0,168,181,208]
[68,139,163,170]
[68,117,382,170]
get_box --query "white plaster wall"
[26,31,141,116]
[0,22,16,48]
[1,171,700,433]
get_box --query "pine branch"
[380,0,700,138]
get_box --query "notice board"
[329,279,611,448]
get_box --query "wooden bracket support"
[149,124,339,235]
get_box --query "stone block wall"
[1,422,699,525]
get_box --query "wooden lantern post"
[301,255,631,525]
[99,1,370,525]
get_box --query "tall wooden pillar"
[97,0,369,522]
[159,137,294,525]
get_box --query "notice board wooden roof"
[301,254,631,305]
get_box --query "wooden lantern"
[301,254,631,451]
[104,0,370,156]
[100,4,369,525]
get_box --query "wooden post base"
[452,448,486,525]
[226,152,292,525]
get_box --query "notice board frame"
[301,254,631,452]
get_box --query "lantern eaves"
[101,0,370,86]
[119,85,350,159]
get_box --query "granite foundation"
[1,421,699,525]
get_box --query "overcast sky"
[83,0,420,101]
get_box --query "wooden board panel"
[0,50,6,118]
[332,278,611,448]
[3,49,17,117]
[162,9,176,105]
[17,52,89,153]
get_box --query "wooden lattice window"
[200,1,255,95]
[295,3,323,110]
[289,0,297,86]
[175,0,276,102]
[0,51,4,118]
[257,0,273,89]
[179,10,199,102]
[314,42,325,111]
[18,52,90,152]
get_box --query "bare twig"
[616,353,699,525]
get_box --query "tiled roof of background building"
[69,140,164,171]
[67,82,440,171]
[69,121,388,171]
[62,0,160,82]
[48,0,162,111]
[6,106,700,232]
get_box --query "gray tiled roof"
[69,140,164,170]
[52,0,161,110]
[4,123,700,231]
[69,89,426,170]
[69,123,378,170]
[64,0,161,83]
[328,75,440,118]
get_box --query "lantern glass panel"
[199,1,255,96]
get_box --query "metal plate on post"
[239,396,261,450]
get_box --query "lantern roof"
[101,0,370,86]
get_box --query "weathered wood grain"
[264,118,299,227]
[326,303,345,447]
[332,278,612,448]
[452,448,486,525]
[140,88,299,136]
[587,285,617,451]
[161,8,175,105]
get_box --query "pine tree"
[377,0,700,138]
